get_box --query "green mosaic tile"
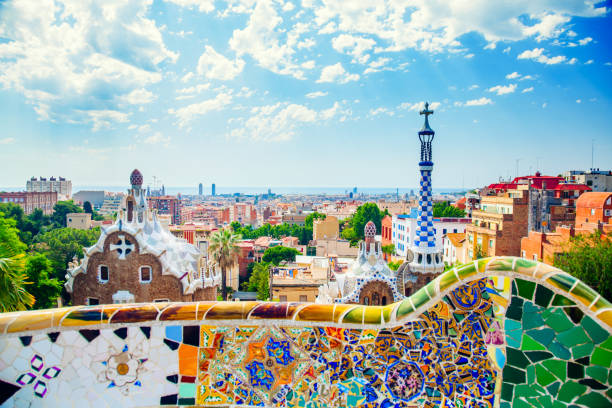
[534,284,554,308]
[505,319,522,332]
[607,388,612,400]
[544,309,574,333]
[586,365,608,383]
[549,342,571,360]
[571,342,594,360]
[507,347,531,369]
[456,262,477,279]
[522,333,546,351]
[537,395,554,408]
[438,270,459,292]
[570,282,599,307]
[556,326,590,348]
[500,402,511,408]
[557,381,587,403]
[506,297,524,321]
[564,307,583,324]
[410,286,430,310]
[395,299,415,319]
[179,382,196,398]
[546,274,577,293]
[516,279,536,300]
[527,365,536,383]
[542,359,566,382]
[551,401,566,408]
[501,382,514,401]
[512,398,532,408]
[568,362,584,379]
[600,336,612,351]
[574,392,612,408]
[536,365,557,386]
[503,365,526,384]
[591,346,612,368]
[526,351,554,363]
[580,315,609,344]
[527,328,555,346]
[523,302,545,330]
[546,381,561,396]
[515,384,540,398]
[551,294,576,307]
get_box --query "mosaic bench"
[0,256,610,407]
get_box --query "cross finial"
[420,102,433,118]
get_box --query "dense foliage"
[340,203,389,245]
[432,201,466,218]
[554,232,612,301]
[262,246,301,265]
[243,262,271,300]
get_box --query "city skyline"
[1,1,611,188]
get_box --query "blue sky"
[0,0,611,190]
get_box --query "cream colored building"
[314,239,358,257]
[376,200,415,215]
[313,215,339,240]
[66,213,92,230]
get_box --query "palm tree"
[0,252,35,312]
[208,228,242,300]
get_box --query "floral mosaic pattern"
[0,257,610,407]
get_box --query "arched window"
[382,296,387,306]
[363,296,369,305]
[426,254,432,264]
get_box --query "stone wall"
[0,256,610,407]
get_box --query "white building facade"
[392,213,471,258]
[27,176,72,200]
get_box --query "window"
[521,250,526,258]
[453,229,457,233]
[591,209,596,216]
[154,298,169,302]
[279,295,287,302]
[533,254,538,261]
[139,266,152,283]
[489,239,494,248]
[443,229,447,234]
[87,297,99,305]
[299,295,308,302]
[98,265,109,283]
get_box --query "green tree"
[25,254,62,309]
[304,212,326,228]
[51,200,83,228]
[433,201,466,218]
[32,227,100,282]
[554,232,612,301]
[262,246,301,265]
[209,228,242,300]
[0,213,34,312]
[0,203,37,245]
[388,261,402,271]
[352,203,383,239]
[382,244,395,255]
[341,227,358,245]
[83,201,93,214]
[245,262,270,300]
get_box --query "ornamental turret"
[408,102,444,276]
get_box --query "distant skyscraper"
[353,187,357,194]
[212,183,216,196]
[268,188,271,195]
[198,183,203,195]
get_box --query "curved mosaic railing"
[0,256,610,407]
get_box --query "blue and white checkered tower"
[409,103,444,274]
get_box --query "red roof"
[553,184,591,191]
[488,173,590,192]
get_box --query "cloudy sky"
[1,0,611,190]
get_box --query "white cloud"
[576,99,581,103]
[578,37,593,46]
[520,75,534,80]
[456,97,493,107]
[229,0,307,79]
[585,59,594,65]
[86,110,130,132]
[169,92,233,127]
[282,2,295,12]
[332,34,376,64]
[484,42,496,50]
[229,101,349,142]
[503,47,511,54]
[468,84,479,90]
[196,45,245,80]
[398,101,441,112]
[164,0,215,13]
[522,87,534,93]
[464,53,475,59]
[0,137,15,145]
[517,48,567,64]
[317,63,359,84]
[120,88,156,105]
[0,0,177,128]
[143,132,171,146]
[568,57,578,65]
[488,84,517,95]
[506,72,521,79]
[306,91,328,98]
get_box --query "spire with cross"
[418,102,435,162]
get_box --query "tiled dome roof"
[130,169,143,186]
